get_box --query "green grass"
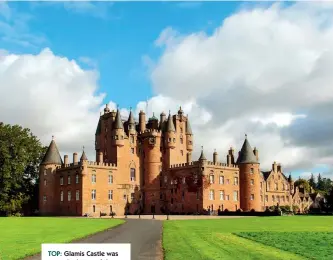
[163,216,333,260]
[0,217,124,260]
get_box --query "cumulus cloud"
[147,2,333,176]
[1,2,332,179]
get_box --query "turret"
[127,108,136,132]
[104,103,110,114]
[159,112,166,130]
[185,115,193,151]
[148,113,159,130]
[80,147,88,162]
[198,146,207,164]
[139,110,146,132]
[112,108,124,147]
[186,152,192,163]
[164,111,176,149]
[213,149,218,164]
[238,134,261,212]
[39,136,63,215]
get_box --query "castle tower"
[186,115,193,152]
[80,147,88,162]
[111,108,125,147]
[148,113,159,130]
[139,110,146,132]
[159,112,166,130]
[213,149,218,164]
[39,136,63,215]
[142,130,162,214]
[95,116,102,162]
[238,135,261,212]
[164,112,176,168]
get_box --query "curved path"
[25,219,163,260]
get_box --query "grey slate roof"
[237,137,258,164]
[114,109,124,129]
[199,149,207,160]
[128,110,135,125]
[41,139,63,165]
[186,117,193,135]
[80,150,88,161]
[95,117,101,135]
[166,114,175,132]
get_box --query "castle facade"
[39,105,313,216]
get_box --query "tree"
[0,123,46,216]
[293,178,311,193]
[308,173,316,190]
[317,173,324,191]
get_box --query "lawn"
[163,216,333,260]
[0,217,124,260]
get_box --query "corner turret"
[164,111,176,149]
[185,115,193,151]
[112,108,124,147]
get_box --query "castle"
[39,105,314,216]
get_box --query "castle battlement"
[169,161,200,168]
[206,161,239,168]
[139,128,162,136]
[56,163,82,170]
[87,161,117,168]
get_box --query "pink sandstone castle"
[39,105,314,216]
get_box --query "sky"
[0,1,332,180]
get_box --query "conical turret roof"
[186,116,193,135]
[41,138,63,165]
[237,135,258,164]
[114,108,124,129]
[199,147,207,161]
[128,108,135,125]
[80,149,88,161]
[166,113,175,132]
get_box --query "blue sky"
[1,1,332,179]
[1,1,244,108]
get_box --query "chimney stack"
[272,161,277,172]
[213,150,218,164]
[73,153,78,165]
[64,155,68,165]
[227,154,231,166]
[277,163,281,172]
[186,152,192,163]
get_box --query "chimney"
[64,155,68,165]
[73,153,78,165]
[253,147,259,161]
[98,152,103,163]
[277,163,282,172]
[272,161,277,172]
[227,154,231,165]
[139,110,146,132]
[186,152,192,163]
[213,150,218,164]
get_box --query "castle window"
[251,179,254,185]
[76,190,79,201]
[115,135,118,140]
[168,138,171,143]
[60,191,63,202]
[43,195,47,202]
[173,138,176,143]
[189,140,192,145]
[226,195,230,200]
[180,137,183,144]
[286,196,289,202]
[233,191,238,201]
[131,148,135,154]
[121,135,124,140]
[277,196,280,203]
[282,196,285,202]
[164,176,167,183]
[92,174,96,184]
[68,176,71,185]
[91,190,96,200]
[44,170,47,175]
[278,175,281,180]
[209,190,214,200]
[275,183,278,191]
[180,150,183,156]
[220,190,224,200]
[68,191,71,201]
[250,168,254,174]
[219,175,224,184]
[265,195,268,202]
[226,179,230,184]
[60,177,63,185]
[93,205,95,212]
[130,135,134,143]
[180,127,183,133]
[44,179,46,186]
[123,194,127,201]
[108,175,113,184]
[272,195,275,202]
[250,194,254,200]
[282,184,285,190]
[130,168,136,181]
[209,174,214,184]
[108,190,113,200]
[182,177,186,184]
[234,177,238,185]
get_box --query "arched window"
[130,168,136,181]
[93,205,95,212]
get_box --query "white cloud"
[147,2,333,177]
[1,2,332,180]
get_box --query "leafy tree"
[308,173,316,190]
[0,123,46,216]
[294,178,311,193]
[317,173,324,191]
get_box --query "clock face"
[149,137,156,144]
